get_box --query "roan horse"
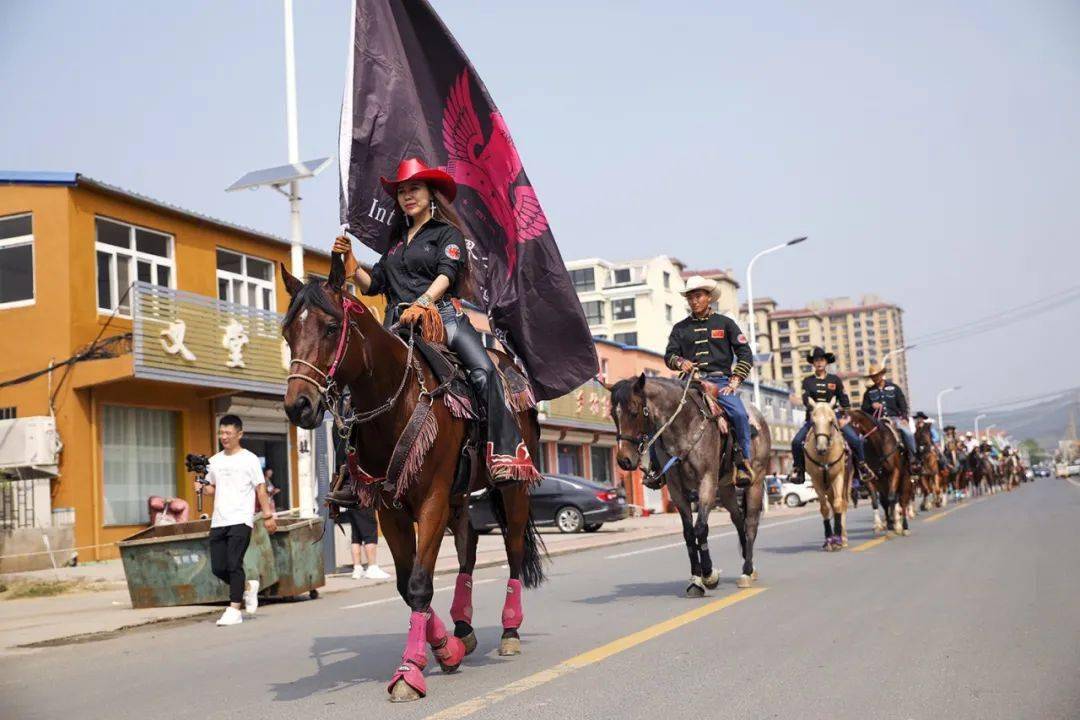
[803,400,852,551]
[280,262,545,703]
[609,374,771,595]
[846,409,913,536]
[914,423,946,511]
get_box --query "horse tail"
[487,486,548,589]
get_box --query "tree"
[1019,438,1046,464]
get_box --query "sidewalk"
[0,505,808,652]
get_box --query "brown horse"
[846,409,913,536]
[914,423,945,510]
[609,374,770,595]
[280,261,545,703]
[942,436,966,500]
[804,401,852,550]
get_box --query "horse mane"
[282,280,344,329]
[609,375,682,409]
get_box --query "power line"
[909,284,1080,350]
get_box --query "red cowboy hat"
[379,157,457,202]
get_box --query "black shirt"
[801,373,850,409]
[363,218,464,318]
[664,313,753,378]
[860,381,909,418]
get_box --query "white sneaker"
[243,580,259,615]
[216,607,243,626]
[351,566,366,580]
[364,564,391,580]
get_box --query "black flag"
[339,0,597,401]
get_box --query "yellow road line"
[850,536,887,553]
[423,587,765,720]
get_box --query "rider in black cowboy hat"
[790,346,874,483]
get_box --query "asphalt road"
[4,479,1078,720]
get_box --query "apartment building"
[566,255,687,354]
[741,295,909,407]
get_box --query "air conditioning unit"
[0,416,61,478]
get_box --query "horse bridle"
[614,374,708,478]
[286,294,421,435]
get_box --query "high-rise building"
[740,295,909,407]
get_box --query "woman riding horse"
[285,157,552,703]
[332,158,539,484]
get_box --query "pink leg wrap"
[501,579,524,630]
[450,573,474,625]
[387,611,428,697]
[427,610,466,670]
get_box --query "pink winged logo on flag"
[442,70,549,276]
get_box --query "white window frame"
[0,212,35,309]
[95,216,175,317]
[216,248,276,311]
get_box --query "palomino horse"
[280,262,545,703]
[846,409,913,536]
[915,423,946,511]
[804,401,852,550]
[609,374,771,595]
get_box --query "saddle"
[410,334,536,418]
[691,380,760,439]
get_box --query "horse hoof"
[751,570,759,581]
[902,529,911,537]
[458,631,477,656]
[389,680,422,703]
[703,570,721,589]
[736,574,753,588]
[436,636,466,673]
[498,636,521,656]
[685,583,706,598]
[841,539,849,548]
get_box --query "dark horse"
[846,409,913,535]
[914,423,946,511]
[280,261,545,703]
[609,374,771,595]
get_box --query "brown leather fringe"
[443,392,475,419]
[396,407,438,496]
[418,304,446,344]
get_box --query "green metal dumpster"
[266,516,326,599]
[118,517,278,609]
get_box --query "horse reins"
[286,294,422,436]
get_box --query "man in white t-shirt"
[197,415,278,626]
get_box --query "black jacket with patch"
[801,373,850,409]
[364,218,464,314]
[664,313,753,378]
[860,381,909,418]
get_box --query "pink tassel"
[444,392,475,419]
[501,579,524,630]
[450,573,474,625]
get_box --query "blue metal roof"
[0,171,78,185]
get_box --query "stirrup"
[734,459,753,488]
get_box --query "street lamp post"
[985,423,998,444]
[936,385,961,447]
[974,413,988,441]
[746,237,807,409]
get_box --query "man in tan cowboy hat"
[860,363,919,471]
[664,275,754,485]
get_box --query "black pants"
[342,506,379,545]
[440,305,524,459]
[209,523,252,604]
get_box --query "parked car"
[468,474,628,534]
[779,479,819,508]
[1033,467,1051,478]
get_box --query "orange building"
[0,172,383,562]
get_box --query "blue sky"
[2,1,1079,424]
